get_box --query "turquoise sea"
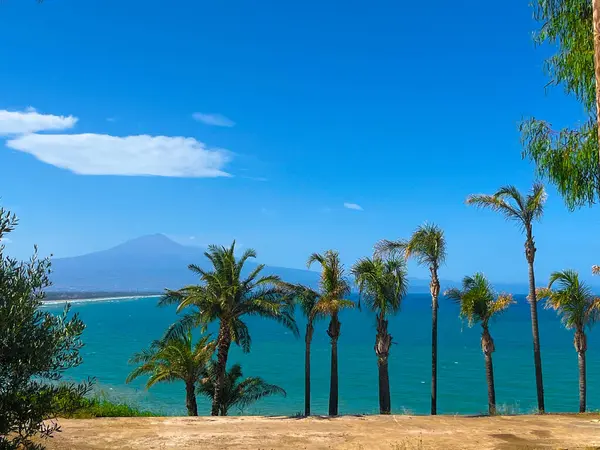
[43,294,600,416]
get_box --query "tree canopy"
[521,0,600,210]
[0,206,89,449]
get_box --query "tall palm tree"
[197,362,286,416]
[445,274,514,415]
[376,223,446,415]
[467,184,547,413]
[160,241,298,416]
[351,255,408,414]
[538,270,600,413]
[307,250,353,416]
[126,332,214,416]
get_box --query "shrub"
[0,206,91,450]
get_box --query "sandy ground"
[42,414,600,450]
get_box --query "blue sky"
[0,0,598,284]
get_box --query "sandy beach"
[43,414,600,449]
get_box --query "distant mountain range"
[49,234,531,294]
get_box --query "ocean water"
[43,294,600,416]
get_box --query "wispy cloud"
[0,237,12,244]
[0,108,77,136]
[7,133,232,177]
[106,117,117,122]
[192,112,235,128]
[344,202,363,211]
[261,207,276,216]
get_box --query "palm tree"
[278,284,320,416]
[538,270,600,413]
[126,332,214,416]
[376,223,446,415]
[351,255,408,414]
[307,250,353,416]
[445,274,514,415]
[160,241,298,416]
[197,362,286,416]
[467,184,547,413]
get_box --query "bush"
[0,207,91,450]
[59,394,158,418]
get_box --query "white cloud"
[0,237,12,244]
[0,108,77,136]
[6,133,232,177]
[192,112,235,127]
[106,117,117,122]
[344,202,363,211]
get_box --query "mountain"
[49,234,531,294]
[49,234,320,292]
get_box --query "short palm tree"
[376,223,446,415]
[307,250,353,416]
[126,332,214,416]
[160,242,298,416]
[351,255,408,414]
[197,361,286,416]
[445,274,514,415]
[538,270,600,413]
[467,184,547,413]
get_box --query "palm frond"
[351,255,408,316]
[466,184,546,233]
[373,239,407,258]
[162,313,203,341]
[544,269,596,330]
[126,332,214,391]
[404,223,446,267]
[277,282,320,320]
[444,273,511,327]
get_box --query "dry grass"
[42,414,600,450]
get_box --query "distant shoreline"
[42,294,160,304]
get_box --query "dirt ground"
[42,414,600,450]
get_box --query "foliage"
[376,223,446,270]
[466,184,546,233]
[445,273,514,328]
[0,206,90,450]
[351,255,408,316]
[284,283,320,320]
[159,241,298,351]
[126,332,214,388]
[307,250,354,318]
[55,392,158,418]
[197,362,285,416]
[520,0,599,210]
[538,270,600,331]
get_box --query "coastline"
[42,295,157,305]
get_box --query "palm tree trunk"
[593,0,600,156]
[375,313,392,415]
[430,267,440,415]
[575,328,587,413]
[185,380,198,416]
[525,235,545,413]
[484,353,496,415]
[305,321,314,416]
[578,350,586,413]
[212,323,232,416]
[482,326,496,416]
[327,312,341,416]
